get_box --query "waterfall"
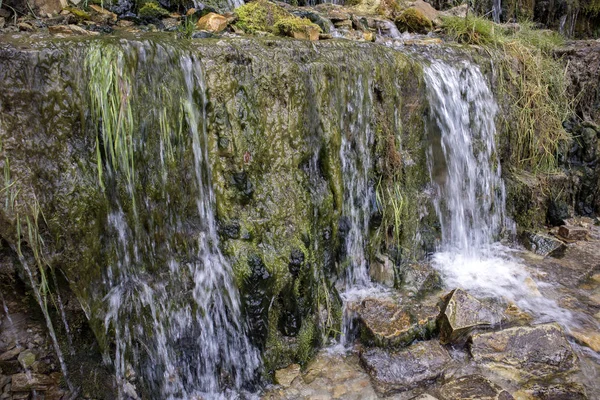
[87,42,259,399]
[425,60,506,256]
[424,59,575,327]
[492,0,502,23]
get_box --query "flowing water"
[87,42,259,399]
[424,59,579,328]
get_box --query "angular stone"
[10,373,57,391]
[439,375,514,400]
[360,340,450,396]
[470,323,578,380]
[357,297,438,348]
[0,17,5,29]
[290,25,320,41]
[17,350,35,369]
[558,225,588,241]
[439,289,504,344]
[411,395,439,400]
[523,232,566,257]
[196,12,228,33]
[275,364,300,388]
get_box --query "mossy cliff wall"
[0,36,433,386]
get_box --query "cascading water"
[492,0,502,23]
[424,59,575,327]
[87,42,259,399]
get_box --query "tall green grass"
[442,15,570,172]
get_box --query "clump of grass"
[441,15,570,171]
[86,44,135,193]
[441,15,503,45]
[177,14,197,39]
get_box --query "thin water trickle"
[424,60,577,328]
[90,43,260,399]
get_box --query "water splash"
[88,42,259,399]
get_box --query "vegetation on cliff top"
[442,15,570,172]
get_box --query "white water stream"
[424,60,576,328]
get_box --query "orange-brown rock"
[196,12,228,33]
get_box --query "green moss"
[274,17,321,38]
[396,8,433,33]
[296,318,316,365]
[234,0,316,35]
[138,2,170,19]
[66,7,92,21]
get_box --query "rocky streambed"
[265,218,600,399]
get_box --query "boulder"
[196,12,228,33]
[558,225,588,241]
[17,350,35,369]
[470,323,578,380]
[408,0,440,24]
[360,340,450,396]
[399,263,442,296]
[396,7,432,34]
[438,289,504,344]
[522,232,566,257]
[438,375,514,400]
[570,329,600,352]
[357,296,439,348]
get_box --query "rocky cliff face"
[0,35,436,396]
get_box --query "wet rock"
[17,350,35,369]
[0,17,5,29]
[288,249,304,278]
[522,232,566,257]
[274,363,300,388]
[438,375,514,400]
[10,373,58,391]
[196,12,228,32]
[369,253,394,288]
[357,297,439,348]
[515,382,588,399]
[439,289,504,344]
[218,220,240,239]
[411,395,439,400]
[399,263,442,296]
[570,329,600,352]
[360,340,450,396]
[365,18,401,38]
[558,225,588,241]
[0,346,23,361]
[89,4,117,24]
[48,24,99,35]
[470,323,578,380]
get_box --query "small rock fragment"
[0,347,23,361]
[558,225,588,241]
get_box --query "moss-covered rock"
[395,7,433,33]
[138,1,170,19]
[234,0,319,37]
